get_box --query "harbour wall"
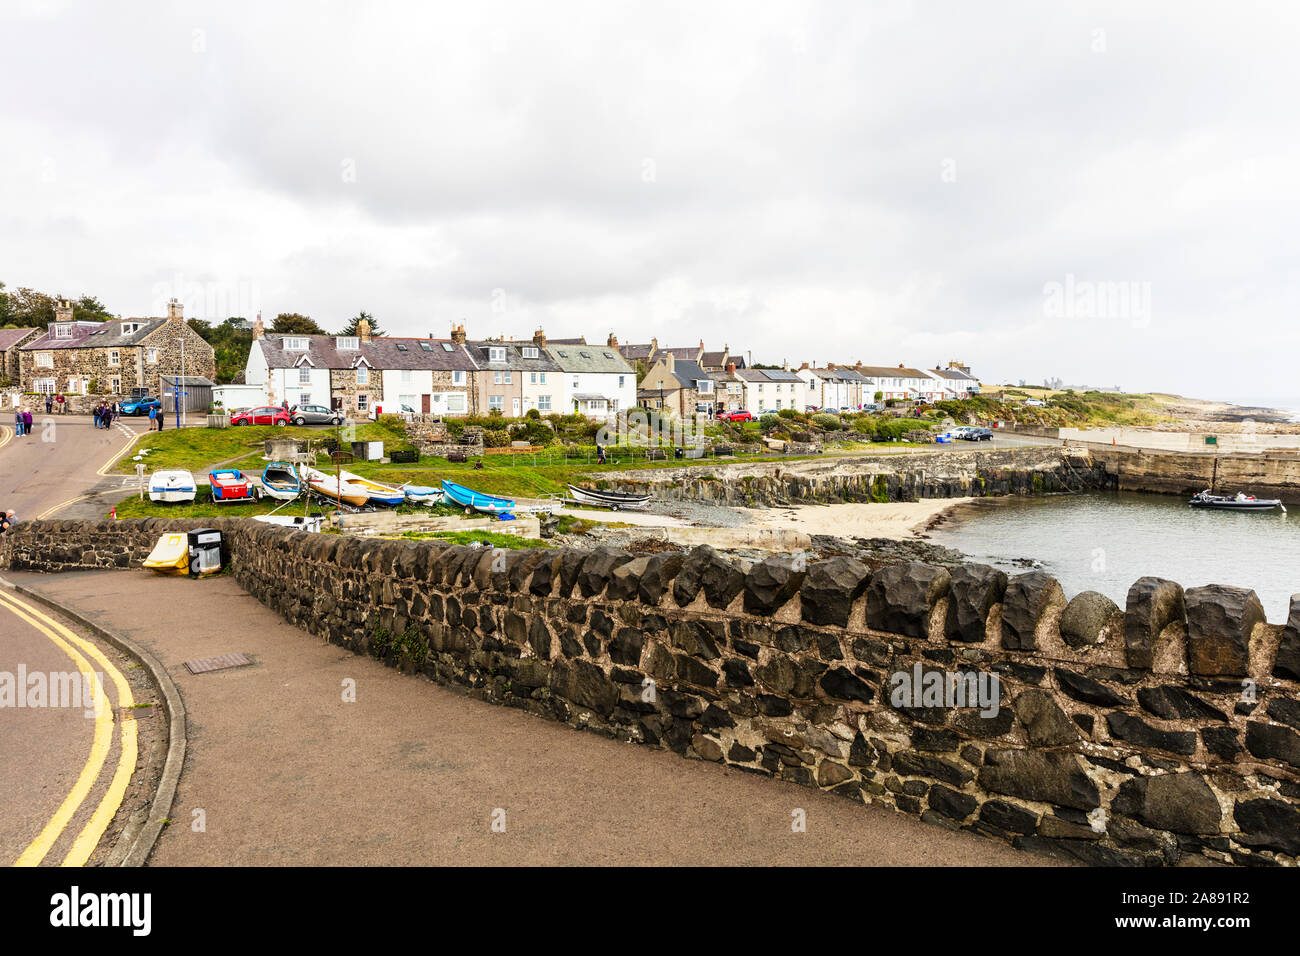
[3,518,1299,867]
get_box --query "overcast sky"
[2,1,1297,400]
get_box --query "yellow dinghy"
[142,533,189,576]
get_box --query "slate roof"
[930,366,978,382]
[544,344,633,375]
[854,365,933,379]
[0,328,38,350]
[666,359,711,388]
[467,340,561,373]
[619,343,656,360]
[22,319,166,351]
[259,333,477,371]
[736,368,803,383]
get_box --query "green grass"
[111,494,320,520]
[114,418,409,474]
[398,530,549,549]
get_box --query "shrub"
[759,413,780,431]
[525,407,540,420]
[482,428,510,447]
[777,408,798,419]
[811,412,841,430]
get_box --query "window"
[357,393,368,411]
[336,337,358,350]
[356,366,369,384]
[618,375,625,388]
[503,371,512,384]
[489,395,503,410]
[603,351,614,359]
[53,324,72,339]
[147,348,158,363]
[494,371,503,385]
[776,399,783,409]
[696,380,714,393]
[120,322,139,336]
[419,341,432,351]
[530,372,537,384]
[396,344,407,351]
[556,350,567,358]
[441,342,454,352]
[400,370,413,384]
[538,394,551,411]
[453,370,464,385]
[572,376,579,389]
[522,346,538,358]
[446,393,466,413]
[111,377,121,392]
[299,367,311,384]
[538,372,546,384]
[579,351,591,359]
[109,349,120,366]
[36,352,53,368]
[489,347,505,362]
[283,337,308,350]
[34,378,55,394]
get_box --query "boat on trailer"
[1188,489,1284,511]
[209,468,258,503]
[260,461,302,501]
[441,479,515,514]
[566,483,652,510]
[301,466,371,508]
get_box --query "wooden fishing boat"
[148,469,197,504]
[336,469,406,507]
[260,461,302,501]
[209,468,258,503]
[301,466,371,507]
[1188,489,1284,511]
[441,479,515,514]
[566,483,651,510]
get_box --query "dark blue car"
[120,396,161,416]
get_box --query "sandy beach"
[738,498,973,540]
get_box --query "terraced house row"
[243,319,637,418]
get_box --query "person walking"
[0,509,15,533]
[112,400,120,423]
[21,408,32,437]
[13,408,23,437]
[148,404,158,431]
[55,392,65,415]
[45,395,53,415]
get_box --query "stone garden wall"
[3,517,1299,866]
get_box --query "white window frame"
[356,366,369,385]
[488,395,504,411]
[109,349,120,366]
[453,370,464,385]
[446,393,467,413]
[357,393,369,411]
[336,336,359,350]
[147,348,158,364]
[538,394,551,411]
[35,352,53,368]
[503,370,512,384]
[522,346,538,358]
[494,371,503,385]
[34,378,56,395]
[489,347,506,362]
[299,366,312,384]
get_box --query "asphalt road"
[6,570,1059,867]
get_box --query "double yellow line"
[0,590,138,866]
[31,421,145,520]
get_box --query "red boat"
[209,468,258,503]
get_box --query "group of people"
[42,393,66,415]
[0,509,16,533]
[11,408,33,436]
[93,402,120,429]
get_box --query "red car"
[718,411,755,422]
[231,406,291,426]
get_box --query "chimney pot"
[357,317,372,344]
[533,328,546,348]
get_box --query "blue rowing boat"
[441,479,515,514]
[401,483,445,505]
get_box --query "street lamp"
[173,336,187,427]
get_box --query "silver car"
[290,404,344,426]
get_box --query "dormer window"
[52,324,73,339]
[120,322,140,336]
[283,337,308,351]
[336,336,358,350]
[522,346,538,358]
[488,347,505,362]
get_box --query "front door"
[512,397,521,416]
[421,394,430,414]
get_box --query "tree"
[337,310,385,337]
[188,316,254,385]
[73,295,112,322]
[271,312,325,335]
[7,287,55,328]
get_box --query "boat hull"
[337,469,406,506]
[1189,500,1281,510]
[566,483,651,510]
[302,467,372,508]
[210,469,257,502]
[441,479,514,514]
[260,462,302,501]
[148,470,197,504]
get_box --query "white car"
[1024,399,1047,407]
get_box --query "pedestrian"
[148,405,157,431]
[0,509,14,533]
[55,392,64,415]
[13,408,23,437]
[596,441,606,465]
[22,408,32,437]
[157,405,166,430]
[112,401,120,422]
[45,395,53,415]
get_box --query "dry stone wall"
[3,517,1299,866]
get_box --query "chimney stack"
[167,297,183,321]
[450,323,467,345]
[533,328,546,348]
[253,311,264,341]
[54,298,74,324]
[357,317,372,344]
[665,352,676,372]
[798,361,809,371]
[726,361,736,375]
[827,362,836,371]
[607,332,619,348]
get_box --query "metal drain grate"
[184,653,253,675]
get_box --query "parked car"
[120,395,161,416]
[231,406,291,426]
[289,404,343,427]
[718,410,754,422]
[964,427,994,441]
[1024,399,1047,407]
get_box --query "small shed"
[161,375,214,414]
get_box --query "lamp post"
[172,336,187,428]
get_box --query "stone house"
[639,353,716,418]
[465,331,563,417]
[0,327,40,386]
[18,298,215,401]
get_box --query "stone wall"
[601,446,1113,506]
[3,517,1298,866]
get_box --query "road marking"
[36,494,91,521]
[0,425,11,451]
[0,589,138,867]
[1,593,113,867]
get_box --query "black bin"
[187,528,223,577]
